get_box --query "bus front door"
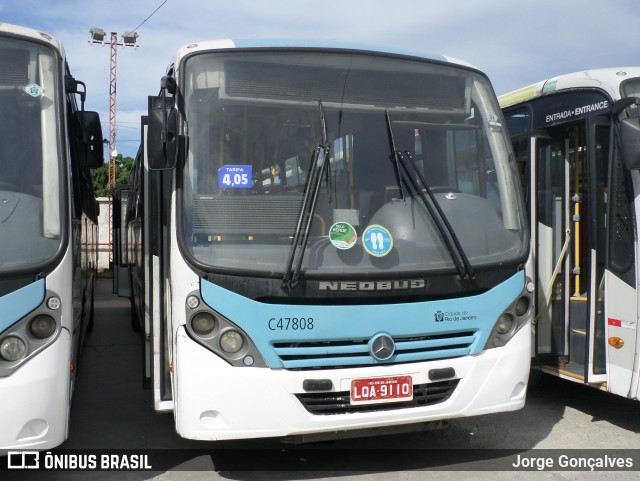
[534,117,610,384]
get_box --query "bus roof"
[0,22,63,52]
[171,39,475,69]
[499,67,640,108]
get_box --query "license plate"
[350,375,413,405]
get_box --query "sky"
[2,0,639,159]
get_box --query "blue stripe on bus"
[200,271,525,368]
[230,39,448,62]
[0,279,45,333]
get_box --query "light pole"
[89,28,139,267]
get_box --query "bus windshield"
[0,36,62,273]
[180,51,526,277]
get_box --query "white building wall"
[97,197,111,273]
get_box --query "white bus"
[500,67,640,398]
[118,40,532,442]
[0,23,104,451]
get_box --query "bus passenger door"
[585,116,610,385]
[534,130,569,364]
[533,118,610,383]
[112,185,131,297]
[602,118,638,398]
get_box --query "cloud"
[3,0,639,157]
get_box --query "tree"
[92,154,134,197]
[116,155,134,185]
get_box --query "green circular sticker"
[329,222,357,250]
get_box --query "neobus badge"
[317,279,426,291]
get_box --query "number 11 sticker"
[218,165,252,189]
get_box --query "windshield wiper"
[282,100,331,288]
[385,110,475,281]
[385,109,407,204]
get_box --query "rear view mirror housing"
[614,97,640,170]
[619,117,640,170]
[74,110,104,169]
[147,95,179,170]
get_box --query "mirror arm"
[66,75,91,154]
[65,75,87,110]
[159,76,176,146]
[613,97,640,115]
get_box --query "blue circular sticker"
[362,225,393,257]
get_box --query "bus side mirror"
[620,118,640,170]
[147,95,178,170]
[74,110,104,169]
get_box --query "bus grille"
[296,379,459,415]
[272,331,477,370]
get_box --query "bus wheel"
[528,368,544,389]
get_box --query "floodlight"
[122,31,139,46]
[89,27,106,43]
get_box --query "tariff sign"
[218,165,252,189]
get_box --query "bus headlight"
[220,330,244,353]
[191,312,216,336]
[484,288,532,350]
[514,296,530,317]
[0,336,27,362]
[496,314,514,334]
[184,289,267,367]
[30,314,57,339]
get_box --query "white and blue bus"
[500,67,640,398]
[0,23,103,451]
[119,40,531,441]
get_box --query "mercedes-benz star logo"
[370,334,395,361]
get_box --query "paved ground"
[5,278,640,480]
